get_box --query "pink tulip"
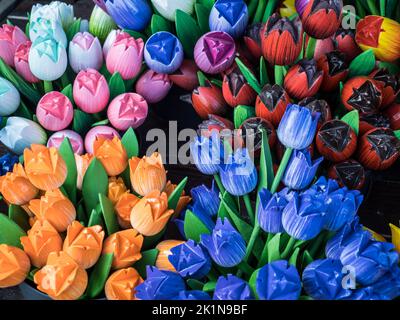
[84,126,120,154]
[103,29,130,60]
[314,38,335,61]
[14,41,40,83]
[0,24,28,67]
[107,93,148,131]
[135,70,172,104]
[73,68,110,114]
[47,130,84,155]
[106,36,144,80]
[36,91,74,131]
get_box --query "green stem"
[308,232,327,258]
[252,0,266,23]
[262,0,279,22]
[306,37,317,60]
[367,0,380,14]
[257,239,269,268]
[243,223,261,264]
[43,81,53,93]
[207,266,219,282]
[237,261,254,276]
[247,0,258,20]
[380,0,386,16]
[281,237,296,260]
[214,174,225,195]
[243,194,255,225]
[270,148,293,194]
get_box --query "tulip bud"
[103,229,143,269]
[313,38,335,60]
[92,0,108,13]
[334,28,362,62]
[21,220,62,268]
[341,76,382,115]
[296,0,343,39]
[255,84,290,127]
[29,189,76,232]
[29,36,68,81]
[108,176,127,204]
[105,0,151,31]
[73,69,110,114]
[93,136,128,176]
[103,29,130,59]
[0,77,20,116]
[115,192,140,229]
[0,24,28,67]
[75,153,93,190]
[284,59,323,100]
[24,144,67,191]
[169,59,199,91]
[385,103,400,130]
[0,244,30,288]
[298,97,332,128]
[192,81,227,119]
[190,133,224,175]
[359,113,390,136]
[316,119,357,162]
[155,240,185,272]
[63,221,105,269]
[47,130,84,155]
[34,251,88,300]
[328,159,365,190]
[370,69,400,108]
[214,274,253,300]
[105,268,143,300]
[194,31,236,74]
[243,23,263,59]
[36,91,74,131]
[357,128,400,171]
[31,2,74,30]
[261,13,303,66]
[89,5,117,43]
[317,51,349,92]
[135,70,172,104]
[69,32,103,74]
[209,0,249,38]
[222,69,256,107]
[356,16,400,62]
[106,36,144,80]
[151,0,195,22]
[29,17,67,48]
[14,41,39,83]
[84,126,120,154]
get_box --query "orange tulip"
[155,240,184,272]
[28,189,76,232]
[0,244,31,288]
[164,180,191,217]
[105,267,143,300]
[93,136,128,176]
[108,177,128,205]
[24,144,67,191]
[63,221,105,269]
[114,192,140,229]
[130,190,174,236]
[102,229,143,269]
[34,251,88,300]
[129,152,167,196]
[21,220,63,268]
[0,163,38,205]
[75,153,93,190]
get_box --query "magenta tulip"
[14,41,39,83]
[0,24,28,67]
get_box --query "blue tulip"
[0,153,19,175]
[105,0,151,31]
[190,133,223,175]
[324,187,363,231]
[168,240,212,279]
[340,234,399,286]
[187,203,216,232]
[219,148,258,196]
[200,218,246,268]
[0,77,20,116]
[251,260,301,300]
[257,188,287,234]
[277,104,320,150]
[282,149,323,190]
[302,259,353,300]
[346,287,390,300]
[190,182,220,217]
[144,31,184,74]
[135,266,186,300]
[282,192,326,240]
[366,267,400,300]
[303,176,340,199]
[173,290,211,300]
[213,274,253,300]
[209,0,249,38]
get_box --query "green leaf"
[109,72,126,98]
[72,110,94,136]
[0,213,26,248]
[267,233,281,263]
[133,249,159,278]
[341,110,360,136]
[394,130,400,140]
[66,18,81,41]
[235,58,261,94]
[91,119,110,127]
[77,202,87,226]
[195,3,211,34]
[274,65,286,86]
[301,250,314,270]
[348,49,376,78]
[184,209,211,242]
[252,0,266,23]
[187,279,204,291]
[288,247,300,267]
[217,191,236,220]
[61,84,74,104]
[258,129,274,192]
[59,138,78,204]
[15,100,33,119]
[151,14,172,34]
[197,71,208,87]
[306,37,317,59]
[82,159,108,214]
[259,57,269,86]
[386,0,398,18]
[168,177,188,211]
[8,205,30,232]
[121,127,140,158]
[202,281,216,292]
[175,10,202,58]
[234,105,256,129]
[88,209,104,228]
[99,194,119,236]
[86,253,113,298]
[123,29,148,41]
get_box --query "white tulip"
[0,77,20,116]
[151,0,195,21]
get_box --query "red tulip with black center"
[261,13,303,66]
[359,113,391,136]
[317,51,349,92]
[370,69,400,108]
[169,60,199,92]
[334,28,362,62]
[198,114,234,137]
[384,103,400,130]
[255,84,290,127]
[328,159,365,190]
[192,81,227,119]
[316,119,357,162]
[284,59,323,100]
[298,97,332,129]
[222,69,256,107]
[341,76,383,115]
[243,23,263,60]
[358,128,400,170]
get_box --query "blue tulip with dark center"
[190,182,220,217]
[173,290,211,300]
[190,133,224,175]
[257,188,287,234]
[213,274,253,300]
[105,0,151,31]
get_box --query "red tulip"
[334,28,362,62]
[298,97,332,129]
[243,23,263,59]
[384,103,400,130]
[328,159,365,190]
[317,51,349,92]
[369,69,400,108]
[192,81,227,119]
[222,69,256,107]
[169,60,199,92]
[359,113,391,136]
[198,114,234,138]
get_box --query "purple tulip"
[69,32,103,73]
[47,130,84,155]
[135,70,172,104]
